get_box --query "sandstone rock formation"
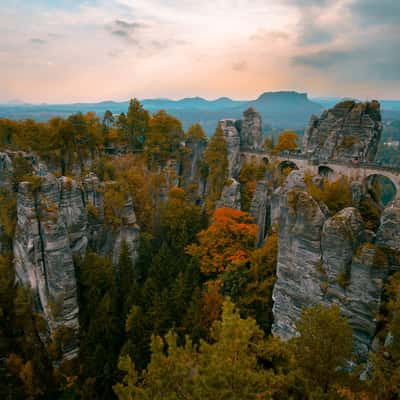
[215,178,241,209]
[182,135,208,201]
[249,171,274,245]
[13,174,86,359]
[219,107,263,179]
[84,174,140,265]
[0,152,13,189]
[7,164,141,360]
[219,118,241,178]
[239,107,263,151]
[302,100,382,162]
[271,170,397,358]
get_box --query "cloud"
[250,30,289,41]
[111,29,129,37]
[292,50,351,68]
[115,19,146,30]
[232,61,247,71]
[349,0,400,25]
[371,61,400,81]
[284,0,336,7]
[151,39,187,50]
[30,38,46,45]
[296,16,334,45]
[47,33,64,38]
[107,19,147,45]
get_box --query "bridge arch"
[318,165,335,178]
[363,174,397,207]
[277,160,299,175]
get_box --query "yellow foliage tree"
[275,131,298,153]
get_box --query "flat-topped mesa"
[302,100,382,162]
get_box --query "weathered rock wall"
[302,100,382,162]
[240,107,263,151]
[7,162,141,359]
[271,170,398,358]
[13,174,86,359]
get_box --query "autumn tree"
[125,98,150,150]
[77,253,123,399]
[158,187,203,252]
[275,131,298,153]
[263,135,275,152]
[187,207,257,277]
[0,118,19,147]
[239,231,278,331]
[367,272,400,399]
[203,124,228,210]
[186,123,207,142]
[306,175,353,214]
[145,110,184,167]
[238,160,267,211]
[114,300,271,400]
[291,304,353,398]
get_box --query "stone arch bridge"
[241,151,400,200]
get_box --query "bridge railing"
[268,151,400,174]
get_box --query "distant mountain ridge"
[0,91,325,135]
[5,91,400,135]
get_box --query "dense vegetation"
[0,100,399,400]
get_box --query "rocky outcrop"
[376,198,400,272]
[272,172,394,358]
[111,196,140,265]
[10,167,141,360]
[302,100,382,162]
[215,178,241,210]
[219,107,263,179]
[219,119,241,178]
[249,172,274,245]
[13,174,86,359]
[271,170,307,226]
[182,136,208,201]
[84,174,140,266]
[272,189,327,340]
[0,152,13,189]
[239,108,263,151]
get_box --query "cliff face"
[249,172,274,246]
[84,174,140,265]
[13,174,86,359]
[181,135,208,201]
[271,170,398,358]
[3,159,141,359]
[219,118,241,179]
[219,107,263,180]
[215,178,241,210]
[302,100,382,162]
[240,107,263,151]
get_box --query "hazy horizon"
[1,0,399,103]
[3,91,400,106]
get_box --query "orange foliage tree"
[275,131,298,153]
[186,208,257,276]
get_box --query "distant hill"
[0,91,324,135]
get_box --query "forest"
[0,99,399,400]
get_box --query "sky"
[0,0,399,103]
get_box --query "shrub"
[306,175,352,214]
